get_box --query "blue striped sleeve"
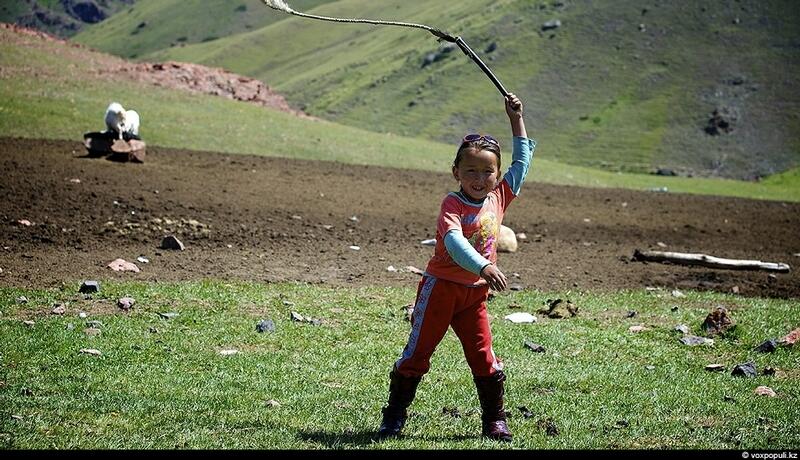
[503,136,535,196]
[444,229,491,275]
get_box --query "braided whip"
[262,0,509,97]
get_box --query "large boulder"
[83,131,145,163]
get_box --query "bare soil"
[1,137,798,298]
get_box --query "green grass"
[1,281,798,449]
[2,26,799,202]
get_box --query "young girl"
[378,93,534,442]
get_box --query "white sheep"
[104,102,140,140]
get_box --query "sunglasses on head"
[461,133,499,147]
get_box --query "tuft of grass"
[1,281,798,449]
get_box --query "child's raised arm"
[502,93,534,196]
[505,93,526,138]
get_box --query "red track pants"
[394,275,503,378]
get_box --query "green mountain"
[1,0,134,37]
[72,0,800,180]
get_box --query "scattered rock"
[117,297,136,311]
[158,312,179,319]
[671,289,685,298]
[290,311,321,325]
[754,386,776,397]
[79,280,100,294]
[538,298,578,318]
[108,259,140,273]
[256,319,275,333]
[79,348,102,356]
[265,399,281,407]
[629,325,648,333]
[705,107,738,135]
[541,19,561,31]
[160,235,185,250]
[537,417,559,436]
[524,340,546,353]
[84,327,101,337]
[405,266,424,276]
[219,349,239,356]
[509,283,524,291]
[754,339,777,353]
[23,320,35,327]
[79,312,88,319]
[705,364,725,372]
[497,225,518,253]
[778,328,799,347]
[386,265,398,272]
[701,306,734,337]
[626,310,637,318]
[763,367,776,376]
[403,304,414,322]
[137,256,150,264]
[674,324,690,335]
[516,233,527,241]
[16,219,32,226]
[420,239,436,246]
[51,304,66,315]
[504,312,536,324]
[518,406,534,418]
[16,296,28,304]
[348,245,361,251]
[86,320,103,328]
[679,335,714,346]
[731,362,757,378]
[731,285,740,294]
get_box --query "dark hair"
[453,139,501,169]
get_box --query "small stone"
[518,406,534,418]
[160,235,185,250]
[754,339,777,353]
[524,341,546,353]
[645,365,655,371]
[16,296,28,304]
[84,328,101,337]
[504,312,537,323]
[405,266,424,275]
[137,256,150,264]
[674,324,690,335]
[731,285,740,294]
[349,215,359,222]
[79,348,102,356]
[723,395,736,403]
[626,310,637,318]
[386,265,398,272]
[509,283,524,291]
[17,219,32,226]
[79,312,88,319]
[51,304,66,315]
[265,399,281,407]
[679,335,713,346]
[66,323,75,330]
[656,242,667,248]
[256,319,275,333]
[671,289,685,298]
[117,297,136,311]
[705,364,725,372]
[629,325,648,333]
[731,362,757,378]
[701,306,734,337]
[290,311,305,322]
[86,320,103,328]
[670,306,679,312]
[420,239,437,246]
[763,366,776,376]
[754,386,776,397]
[219,349,239,356]
[348,245,361,251]
[516,233,527,240]
[23,320,35,327]
[158,312,179,319]
[778,328,799,347]
[79,280,100,294]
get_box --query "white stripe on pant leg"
[395,276,437,370]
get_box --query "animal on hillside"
[104,102,140,140]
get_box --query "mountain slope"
[80,0,800,180]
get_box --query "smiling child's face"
[452,148,500,201]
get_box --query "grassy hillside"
[1,24,798,202]
[73,0,336,59]
[85,0,800,180]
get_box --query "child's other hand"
[480,264,508,292]
[505,93,523,119]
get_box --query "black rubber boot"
[377,369,422,439]
[474,370,513,442]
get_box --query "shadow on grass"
[297,430,476,448]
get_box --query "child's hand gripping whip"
[262,0,510,98]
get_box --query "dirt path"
[1,137,798,298]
